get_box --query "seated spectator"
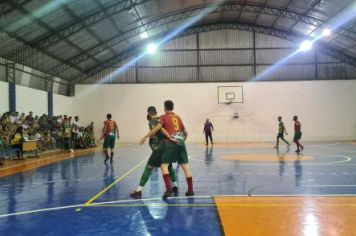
[17,113,26,125]
[11,127,24,160]
[38,114,48,130]
[9,111,18,124]
[33,115,40,129]
[83,127,95,148]
[25,111,34,127]
[57,115,63,124]
[42,130,53,150]
[23,129,30,141]
[0,112,96,156]
[1,129,11,147]
[34,129,44,151]
[0,112,11,131]
[22,120,30,130]
[75,127,85,149]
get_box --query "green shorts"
[293,131,302,142]
[103,135,116,149]
[277,133,284,139]
[147,143,164,167]
[161,138,189,164]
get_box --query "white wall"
[16,85,48,116]
[53,94,73,116]
[0,81,9,114]
[0,81,74,117]
[74,80,356,142]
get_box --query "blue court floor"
[0,142,355,235]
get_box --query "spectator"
[34,129,43,151]
[0,112,96,156]
[38,114,48,130]
[57,115,63,124]
[22,120,30,130]
[203,118,214,146]
[17,113,26,125]
[9,111,18,124]
[61,116,73,152]
[42,130,53,150]
[11,126,24,160]
[25,111,34,126]
[34,116,40,129]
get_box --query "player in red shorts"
[140,100,193,199]
[293,115,304,153]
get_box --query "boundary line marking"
[2,194,356,218]
[83,159,147,206]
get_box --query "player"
[274,116,290,148]
[203,118,214,146]
[293,115,304,153]
[140,100,194,199]
[100,113,119,164]
[130,106,178,199]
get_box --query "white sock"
[136,186,143,192]
[172,182,178,187]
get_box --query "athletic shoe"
[104,157,109,163]
[162,191,173,200]
[172,186,179,196]
[295,149,300,153]
[185,191,194,197]
[129,190,142,199]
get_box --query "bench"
[22,140,38,157]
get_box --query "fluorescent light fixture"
[299,40,313,51]
[140,32,149,39]
[321,28,331,37]
[146,43,157,54]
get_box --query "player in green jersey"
[274,116,290,148]
[130,106,178,199]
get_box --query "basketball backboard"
[218,86,243,104]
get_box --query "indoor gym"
[0,0,356,235]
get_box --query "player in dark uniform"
[203,118,214,146]
[140,100,194,199]
[100,113,119,164]
[274,116,290,148]
[293,115,304,153]
[130,106,177,199]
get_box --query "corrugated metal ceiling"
[0,0,354,82]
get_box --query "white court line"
[217,194,356,197]
[2,193,356,219]
[0,195,213,218]
[305,185,356,187]
[1,193,356,218]
[188,152,352,165]
[0,204,84,218]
